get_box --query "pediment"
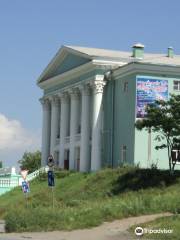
[48,53,90,79]
[37,46,91,83]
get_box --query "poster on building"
[136,77,168,118]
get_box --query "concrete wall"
[112,74,136,167]
[107,71,180,170]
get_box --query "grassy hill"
[131,215,180,239]
[0,167,180,232]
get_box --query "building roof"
[37,45,180,84]
[65,45,180,66]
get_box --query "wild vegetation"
[130,215,180,239]
[18,151,41,173]
[0,167,180,232]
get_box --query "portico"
[40,78,106,172]
[37,45,122,172]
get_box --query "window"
[123,82,128,92]
[172,149,180,164]
[77,124,81,134]
[173,80,180,91]
[122,145,127,162]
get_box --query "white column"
[40,98,51,166]
[59,92,70,168]
[69,88,80,170]
[80,84,91,172]
[91,76,106,171]
[50,95,60,155]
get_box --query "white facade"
[37,45,131,172]
[40,78,106,172]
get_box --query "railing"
[65,136,70,143]
[0,178,19,188]
[0,167,46,192]
[75,134,81,142]
[56,138,60,145]
[26,169,41,181]
[26,167,46,181]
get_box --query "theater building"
[37,44,180,171]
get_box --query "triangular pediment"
[47,53,90,79]
[37,46,91,83]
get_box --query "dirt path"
[0,212,172,240]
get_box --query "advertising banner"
[136,77,168,118]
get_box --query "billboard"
[136,77,168,118]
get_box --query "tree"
[18,151,41,173]
[135,94,180,173]
[0,161,2,168]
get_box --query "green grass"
[130,215,180,239]
[0,167,180,232]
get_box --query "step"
[0,220,5,233]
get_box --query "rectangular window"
[123,82,128,92]
[172,149,180,164]
[122,145,127,162]
[173,80,180,91]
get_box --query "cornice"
[92,59,127,66]
[63,46,92,60]
[113,62,180,79]
[37,48,67,84]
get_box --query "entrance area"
[64,149,69,170]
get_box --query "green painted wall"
[102,80,113,167]
[132,48,144,59]
[112,74,136,167]
[108,71,180,170]
[0,175,20,196]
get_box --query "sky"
[0,0,180,168]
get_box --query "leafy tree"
[18,151,41,173]
[135,94,180,173]
[0,161,2,168]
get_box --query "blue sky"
[0,0,180,168]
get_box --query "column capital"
[50,95,60,107]
[91,80,107,94]
[79,83,91,96]
[39,98,51,110]
[69,88,80,100]
[59,92,70,104]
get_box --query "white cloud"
[0,113,41,151]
